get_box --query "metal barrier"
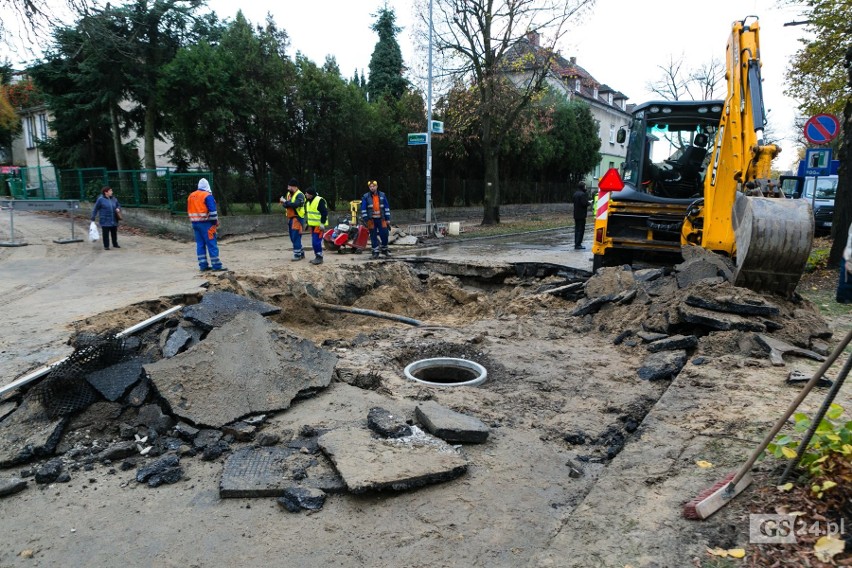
[0,199,83,247]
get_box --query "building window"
[574,79,581,92]
[24,116,36,149]
[593,87,599,98]
[609,124,616,144]
[607,93,613,105]
[609,161,615,169]
[37,113,48,140]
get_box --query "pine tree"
[366,7,407,102]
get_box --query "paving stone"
[318,425,468,494]
[415,401,490,444]
[181,291,281,331]
[0,398,68,468]
[646,334,699,353]
[367,407,411,438]
[146,312,337,428]
[0,477,27,497]
[637,350,688,381]
[86,358,144,401]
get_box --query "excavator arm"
[691,17,813,296]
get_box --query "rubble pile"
[0,290,494,512]
[569,247,832,382]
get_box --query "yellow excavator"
[592,16,813,296]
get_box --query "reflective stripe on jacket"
[360,191,391,222]
[305,196,328,227]
[188,190,217,223]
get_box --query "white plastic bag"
[89,221,100,242]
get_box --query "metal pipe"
[0,304,183,397]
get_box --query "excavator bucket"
[731,196,814,297]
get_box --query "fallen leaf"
[814,535,845,562]
[707,547,728,557]
[776,482,794,492]
[696,460,713,468]
[821,480,837,491]
[727,548,745,559]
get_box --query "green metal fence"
[6,166,573,213]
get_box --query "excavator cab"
[593,17,814,297]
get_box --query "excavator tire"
[731,195,814,297]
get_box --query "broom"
[682,326,852,520]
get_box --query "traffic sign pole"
[425,0,433,225]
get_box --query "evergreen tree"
[367,7,407,102]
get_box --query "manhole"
[404,358,487,387]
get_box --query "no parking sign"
[803,114,840,145]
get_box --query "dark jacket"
[360,190,391,223]
[91,196,121,227]
[573,188,590,220]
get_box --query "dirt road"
[0,210,849,567]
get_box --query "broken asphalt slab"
[318,425,468,494]
[145,311,337,428]
[219,446,343,498]
[0,398,68,468]
[415,400,490,444]
[181,291,281,331]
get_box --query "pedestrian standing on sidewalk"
[303,186,328,265]
[573,180,591,249]
[187,178,226,271]
[280,178,306,261]
[360,180,391,259]
[91,186,122,250]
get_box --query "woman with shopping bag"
[91,186,122,250]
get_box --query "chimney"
[527,30,540,47]
[570,56,577,66]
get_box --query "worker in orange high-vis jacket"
[360,179,391,259]
[187,178,226,271]
[280,177,306,261]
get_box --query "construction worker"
[303,186,328,265]
[187,178,226,271]
[280,178,306,261]
[360,179,391,259]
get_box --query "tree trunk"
[144,97,158,204]
[109,103,131,196]
[481,123,501,225]
[828,98,852,267]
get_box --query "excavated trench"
[1,256,833,524]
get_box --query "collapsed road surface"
[0,211,850,567]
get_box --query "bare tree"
[1,0,95,52]
[422,0,594,225]
[647,55,724,101]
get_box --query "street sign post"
[430,120,444,134]
[803,114,840,145]
[407,133,427,146]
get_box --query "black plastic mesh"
[28,333,134,418]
